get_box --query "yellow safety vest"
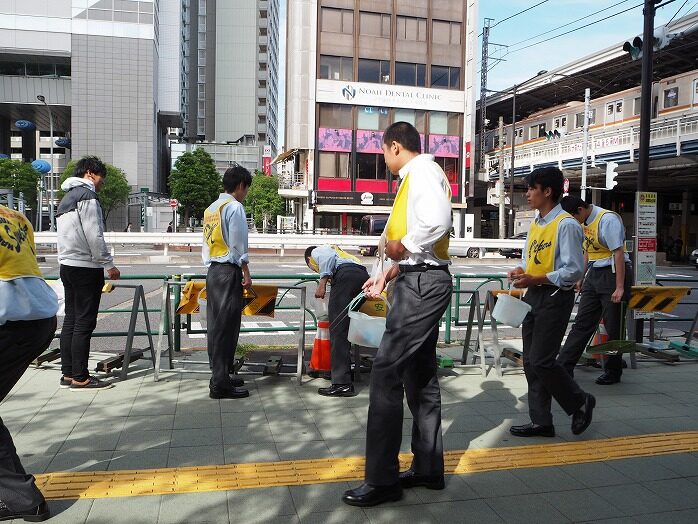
[0,205,42,281]
[203,198,235,259]
[308,245,361,273]
[526,211,574,277]
[583,209,616,261]
[385,173,451,260]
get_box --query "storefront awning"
[271,148,299,165]
[315,205,393,214]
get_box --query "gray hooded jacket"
[56,177,115,269]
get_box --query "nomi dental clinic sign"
[316,80,465,113]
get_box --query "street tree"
[0,158,40,207]
[245,171,285,230]
[169,148,221,226]
[59,160,130,224]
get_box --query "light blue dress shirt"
[518,204,585,288]
[202,193,249,267]
[585,206,631,268]
[311,245,362,278]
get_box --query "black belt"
[399,264,450,273]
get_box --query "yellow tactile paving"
[35,431,698,500]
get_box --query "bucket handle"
[348,292,390,313]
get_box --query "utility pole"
[581,88,590,201]
[477,18,493,189]
[638,0,657,192]
[509,85,517,237]
[498,117,505,239]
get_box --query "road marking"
[35,431,698,500]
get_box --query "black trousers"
[522,286,587,427]
[365,269,452,486]
[329,264,369,384]
[59,265,104,382]
[206,262,243,392]
[0,316,56,511]
[558,264,632,376]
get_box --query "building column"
[681,190,690,258]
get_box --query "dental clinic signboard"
[316,80,465,114]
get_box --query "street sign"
[634,191,657,319]
[169,198,178,209]
[563,178,570,194]
[140,187,149,194]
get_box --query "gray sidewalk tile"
[608,457,680,482]
[226,486,296,523]
[158,492,228,524]
[168,445,224,467]
[460,470,534,498]
[635,509,698,524]
[129,398,177,416]
[109,448,170,470]
[173,411,222,429]
[224,442,280,463]
[59,432,122,453]
[578,518,639,524]
[222,424,274,445]
[485,493,571,524]
[544,488,625,522]
[42,499,94,524]
[115,429,172,451]
[625,416,698,434]
[122,414,175,431]
[443,413,494,433]
[170,427,223,447]
[559,462,634,488]
[653,453,698,477]
[86,495,161,524]
[364,505,439,524]
[413,474,479,503]
[220,411,267,427]
[289,482,354,514]
[275,440,333,460]
[510,466,581,494]
[425,499,505,524]
[17,453,53,474]
[593,483,669,515]
[324,438,366,458]
[47,450,113,472]
[269,425,323,443]
[298,508,369,524]
[641,478,698,511]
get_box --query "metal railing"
[278,173,307,190]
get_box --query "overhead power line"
[491,0,552,29]
[667,0,690,24]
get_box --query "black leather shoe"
[0,500,50,522]
[399,468,445,490]
[509,423,555,437]
[595,372,621,385]
[230,376,245,387]
[572,393,596,435]
[209,387,249,399]
[342,483,402,507]
[318,384,357,397]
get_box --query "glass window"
[357,106,389,130]
[318,152,350,178]
[633,96,641,115]
[139,2,153,13]
[417,64,426,87]
[114,11,138,22]
[88,9,113,20]
[431,65,449,88]
[358,59,390,84]
[430,112,448,134]
[433,20,450,44]
[449,67,460,89]
[0,62,25,75]
[319,104,353,128]
[575,109,595,128]
[395,62,415,86]
[115,0,138,10]
[530,123,546,139]
[435,157,459,184]
[342,10,353,32]
[447,113,461,135]
[357,153,387,180]
[55,64,70,77]
[664,87,679,108]
[361,12,390,37]
[321,7,341,32]
[451,22,462,45]
[319,55,352,81]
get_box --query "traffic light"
[622,26,680,60]
[605,161,619,190]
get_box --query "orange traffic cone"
[592,319,609,361]
[309,320,331,373]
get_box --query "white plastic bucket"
[347,293,388,348]
[491,292,532,328]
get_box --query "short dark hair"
[74,156,107,178]
[304,246,316,266]
[525,167,564,202]
[223,164,252,193]
[383,121,421,153]
[560,195,589,215]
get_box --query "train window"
[553,116,567,129]
[515,128,523,139]
[633,97,641,115]
[574,109,596,128]
[616,101,623,114]
[530,123,546,139]
[663,87,679,108]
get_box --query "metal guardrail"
[33,232,526,257]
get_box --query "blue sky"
[480,0,693,91]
